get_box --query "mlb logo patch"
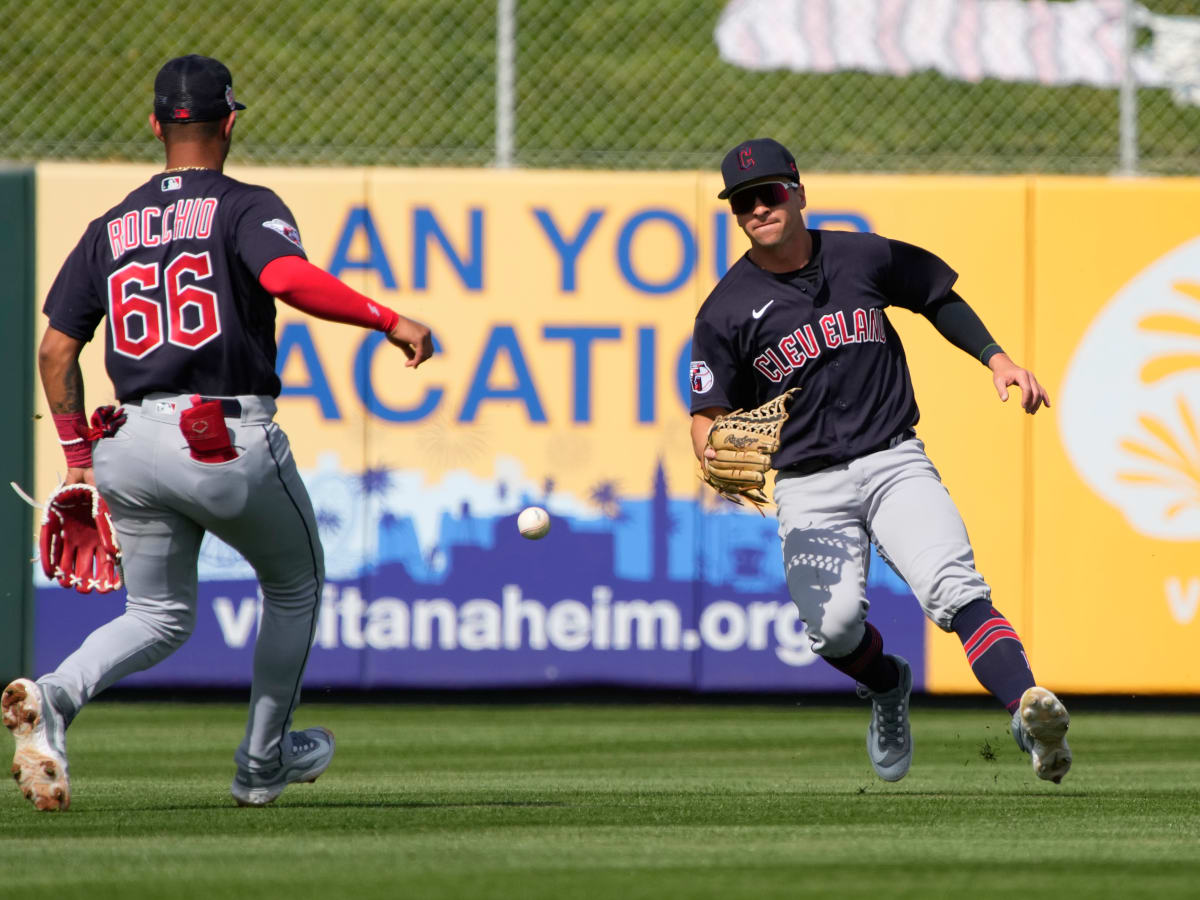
[155,400,177,414]
[161,176,182,192]
[690,361,714,394]
[262,218,304,251]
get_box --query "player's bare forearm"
[987,352,1051,414]
[39,328,92,484]
[691,408,727,461]
[38,327,87,414]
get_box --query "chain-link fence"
[2,0,1197,173]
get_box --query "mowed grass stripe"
[2,703,1198,899]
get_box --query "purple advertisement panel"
[33,462,927,692]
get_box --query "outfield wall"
[29,164,1200,693]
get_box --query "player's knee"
[811,621,864,658]
[783,587,866,655]
[155,610,196,649]
[260,577,322,613]
[794,604,865,657]
[128,600,196,648]
[908,555,988,630]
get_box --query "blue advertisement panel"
[31,164,956,693]
[34,479,925,691]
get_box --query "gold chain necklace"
[163,166,215,173]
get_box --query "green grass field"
[4,700,1199,899]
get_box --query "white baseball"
[517,506,551,540]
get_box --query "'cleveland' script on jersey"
[752,307,888,382]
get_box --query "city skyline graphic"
[35,457,928,692]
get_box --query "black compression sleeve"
[921,290,1003,365]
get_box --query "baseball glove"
[39,483,122,594]
[700,388,799,511]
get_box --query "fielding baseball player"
[3,55,434,811]
[691,138,1071,785]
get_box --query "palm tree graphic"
[589,480,621,518]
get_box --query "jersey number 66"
[107,251,221,359]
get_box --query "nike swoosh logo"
[752,300,774,319]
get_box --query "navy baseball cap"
[153,55,246,123]
[718,138,799,199]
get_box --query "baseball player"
[690,138,1071,784]
[4,55,433,811]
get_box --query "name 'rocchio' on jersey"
[753,306,888,383]
[106,196,220,260]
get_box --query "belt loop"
[198,397,243,418]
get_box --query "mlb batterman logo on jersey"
[691,361,714,394]
[1058,236,1200,541]
[262,218,304,251]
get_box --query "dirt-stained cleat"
[856,655,913,782]
[231,726,335,807]
[1011,686,1072,784]
[3,678,70,811]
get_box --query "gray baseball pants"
[38,393,324,774]
[773,436,988,657]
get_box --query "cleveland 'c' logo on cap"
[738,147,755,170]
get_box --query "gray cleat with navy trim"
[856,655,913,782]
[232,726,335,807]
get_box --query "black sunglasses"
[729,181,797,215]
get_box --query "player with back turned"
[3,55,434,810]
[690,138,1072,784]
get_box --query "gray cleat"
[1011,686,1071,784]
[856,655,913,782]
[3,678,70,811]
[231,726,336,807]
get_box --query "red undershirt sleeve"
[259,256,400,333]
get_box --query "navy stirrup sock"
[823,623,899,694]
[952,599,1036,713]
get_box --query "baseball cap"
[718,138,799,199]
[153,55,247,123]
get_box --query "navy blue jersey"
[43,169,307,402]
[689,230,957,470]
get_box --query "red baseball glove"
[39,484,122,594]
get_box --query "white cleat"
[3,678,70,811]
[1011,686,1072,784]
